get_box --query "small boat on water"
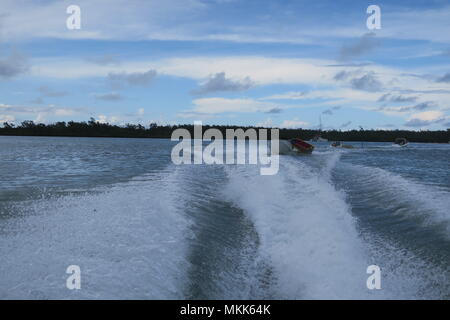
[331,141,354,149]
[310,115,328,142]
[291,138,314,153]
[310,134,328,142]
[279,138,314,154]
[394,138,409,147]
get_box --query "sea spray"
[0,166,192,299]
[223,154,379,299]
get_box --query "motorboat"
[394,138,409,147]
[331,141,354,149]
[310,134,328,142]
[279,138,314,154]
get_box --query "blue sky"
[1,0,450,130]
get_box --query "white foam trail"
[333,162,450,298]
[348,163,450,230]
[359,231,449,299]
[224,154,382,299]
[0,167,192,299]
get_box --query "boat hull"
[278,139,314,154]
[290,138,314,154]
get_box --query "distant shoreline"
[1,135,449,144]
[0,119,449,143]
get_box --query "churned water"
[0,136,448,299]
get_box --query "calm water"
[0,136,449,299]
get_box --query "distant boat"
[394,138,409,147]
[310,115,328,142]
[279,139,314,154]
[310,134,328,142]
[331,141,354,149]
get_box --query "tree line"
[0,118,449,143]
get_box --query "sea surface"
[0,136,449,299]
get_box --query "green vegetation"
[1,118,449,143]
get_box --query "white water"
[346,163,450,232]
[0,167,192,299]
[224,153,384,299]
[1,146,448,299]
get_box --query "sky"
[1,0,450,130]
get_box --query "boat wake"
[223,154,377,299]
[331,160,450,298]
[0,168,193,299]
[0,149,448,299]
[335,162,450,235]
[223,151,449,299]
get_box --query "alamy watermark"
[367,5,381,30]
[66,265,81,290]
[66,5,81,30]
[171,121,280,175]
[366,265,382,290]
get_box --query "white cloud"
[23,55,450,123]
[409,110,444,122]
[32,55,449,102]
[190,97,278,114]
[0,114,15,123]
[176,112,217,120]
[53,108,78,116]
[263,88,382,104]
[280,119,308,129]
[0,103,85,122]
[96,114,122,124]
[96,108,152,125]
[158,56,336,86]
[256,118,273,128]
[31,56,338,87]
[404,110,448,127]
[262,91,308,100]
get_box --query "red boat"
[290,138,314,154]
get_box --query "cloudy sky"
[1,0,450,130]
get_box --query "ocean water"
[0,136,449,299]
